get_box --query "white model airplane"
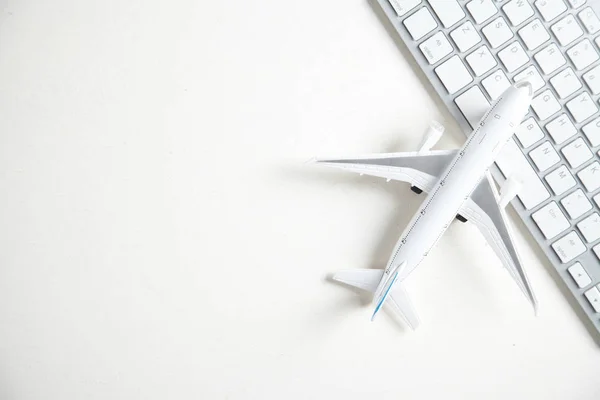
[317,82,537,329]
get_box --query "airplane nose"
[514,80,533,97]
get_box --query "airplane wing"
[459,172,538,311]
[316,149,458,193]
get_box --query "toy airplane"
[316,82,536,329]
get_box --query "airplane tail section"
[332,268,420,330]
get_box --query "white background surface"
[1,0,600,399]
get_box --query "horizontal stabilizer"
[387,284,420,330]
[333,269,383,293]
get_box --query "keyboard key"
[450,21,482,52]
[578,213,600,242]
[561,189,592,219]
[482,17,514,48]
[567,39,599,70]
[577,161,600,191]
[587,285,600,309]
[583,65,600,94]
[546,113,577,144]
[567,0,587,9]
[481,69,510,99]
[435,55,473,94]
[534,44,567,74]
[466,0,498,24]
[428,0,465,28]
[498,42,529,72]
[466,45,497,76]
[519,19,551,50]
[594,244,600,260]
[455,86,490,128]
[503,0,535,26]
[545,165,577,195]
[404,8,438,40]
[531,89,561,119]
[419,32,453,65]
[513,65,545,92]
[589,285,600,311]
[566,92,598,123]
[515,117,545,148]
[568,262,592,288]
[562,137,593,168]
[582,117,600,146]
[529,141,561,171]
[535,0,568,22]
[584,286,600,312]
[533,201,571,239]
[495,139,550,209]
[552,231,586,263]
[389,0,421,16]
[551,15,584,46]
[550,68,582,99]
[578,7,600,34]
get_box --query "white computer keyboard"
[376,0,600,336]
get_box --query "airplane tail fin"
[333,269,420,330]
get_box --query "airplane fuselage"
[374,84,533,303]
